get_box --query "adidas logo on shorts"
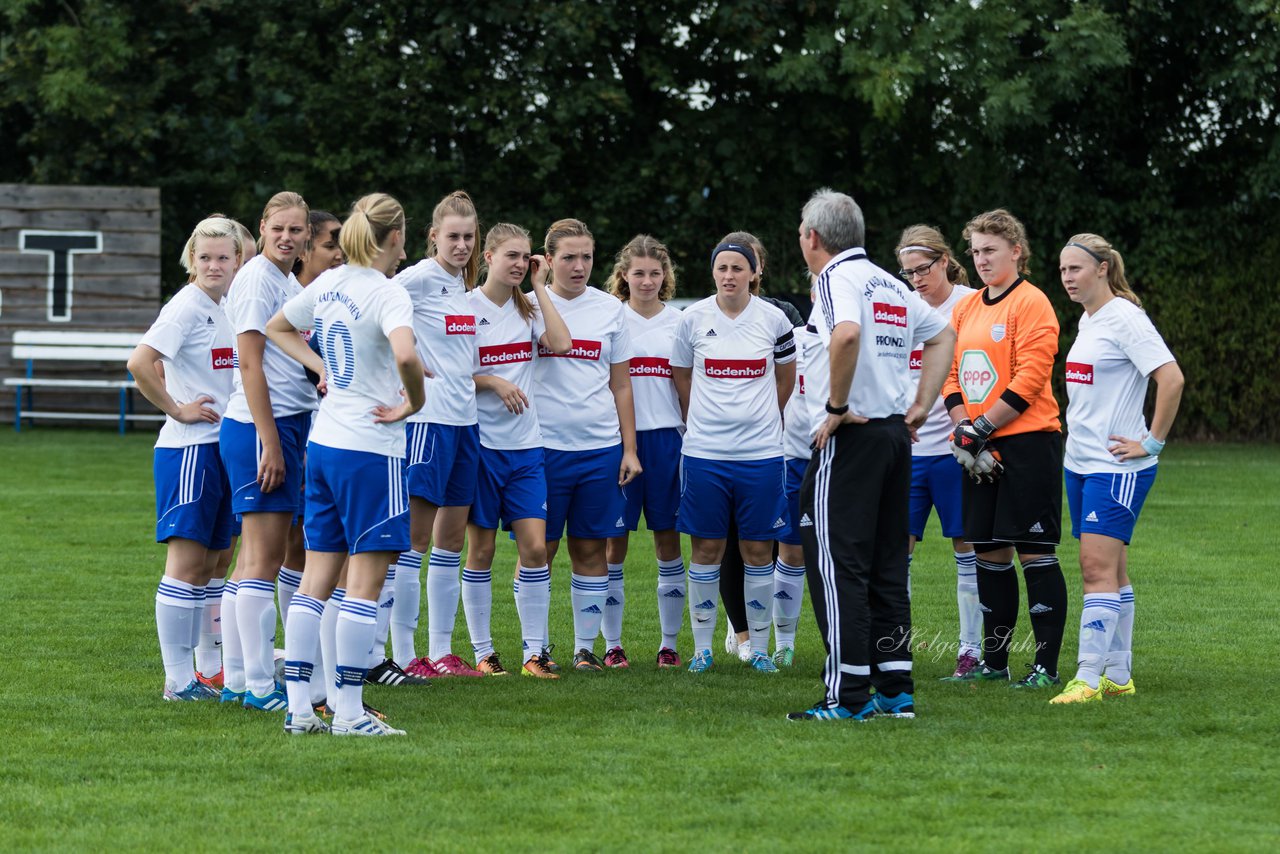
[799,513,813,528]
[1029,522,1044,533]
[1085,511,1099,522]
[615,517,625,527]
[772,517,785,529]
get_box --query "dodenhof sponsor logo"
[539,339,602,360]
[630,357,672,378]
[445,315,477,335]
[909,347,923,371]
[705,358,767,379]
[211,347,235,370]
[873,302,908,328]
[479,342,533,366]
[1065,362,1094,384]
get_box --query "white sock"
[516,565,551,663]
[1105,585,1135,684]
[277,565,302,627]
[283,594,324,716]
[744,563,774,656]
[956,550,981,656]
[426,548,461,660]
[221,581,244,692]
[236,578,278,696]
[321,588,344,706]
[391,550,423,666]
[310,621,327,706]
[570,573,608,654]
[1076,592,1122,688]
[656,557,686,651]
[688,563,720,653]
[772,559,805,651]
[196,577,224,678]
[602,563,625,650]
[368,567,395,668]
[462,568,493,661]
[155,577,198,691]
[188,585,206,657]
[335,597,377,721]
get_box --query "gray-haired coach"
[788,189,955,722]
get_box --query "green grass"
[1,431,1277,851]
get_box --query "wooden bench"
[6,330,164,433]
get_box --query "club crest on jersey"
[1065,362,1094,384]
[990,323,1006,342]
[705,358,767,379]
[539,339,602,360]
[630,357,672,378]
[873,302,908,328]
[211,347,235,370]
[445,315,476,335]
[479,342,533,366]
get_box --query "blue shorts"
[303,442,410,554]
[471,446,547,531]
[909,453,966,540]
[677,455,787,542]
[621,428,683,533]
[154,443,234,550]
[544,445,627,541]
[1065,467,1157,544]
[776,456,810,546]
[405,422,479,507]
[219,412,310,516]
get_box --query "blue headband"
[711,242,758,273]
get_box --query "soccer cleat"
[540,645,561,673]
[331,713,406,737]
[1011,664,1062,690]
[366,658,429,686]
[432,653,485,677]
[603,646,631,669]
[521,654,560,679]
[195,669,224,691]
[163,679,217,702]
[573,649,604,672]
[1100,675,1136,697]
[1050,678,1102,704]
[786,701,874,722]
[243,688,288,712]
[724,624,739,655]
[321,702,387,721]
[476,653,510,676]
[219,687,247,704]
[940,651,981,681]
[283,712,330,735]
[737,639,752,663]
[656,647,682,668]
[872,691,916,718]
[687,649,714,673]
[773,647,795,668]
[942,661,1009,682]
[748,651,779,673]
[313,702,331,720]
[404,656,445,679]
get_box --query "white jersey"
[1064,298,1175,474]
[807,248,948,437]
[395,257,478,426]
[532,286,633,451]
[140,283,236,448]
[909,284,975,456]
[470,288,547,451]
[223,254,319,421]
[624,302,684,433]
[784,325,820,462]
[282,265,416,457]
[672,295,796,461]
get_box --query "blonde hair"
[720,230,767,294]
[340,193,405,268]
[257,191,309,252]
[1065,232,1141,308]
[180,217,244,279]
[482,222,536,324]
[544,218,594,260]
[609,234,677,302]
[896,224,969,285]
[963,208,1031,276]
[427,190,480,288]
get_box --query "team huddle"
[131,187,1183,734]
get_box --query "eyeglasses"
[899,257,939,281]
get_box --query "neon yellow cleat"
[1049,678,1102,704]
[1100,675,1136,697]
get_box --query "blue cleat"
[871,691,916,718]
[243,688,288,712]
[787,701,875,722]
[163,679,217,702]
[219,687,246,704]
[687,649,714,674]
[748,651,779,673]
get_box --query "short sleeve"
[377,285,415,338]
[610,302,633,363]
[140,298,191,361]
[773,311,797,365]
[1119,312,1175,376]
[907,290,948,346]
[670,311,695,369]
[282,286,319,332]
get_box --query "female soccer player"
[391,190,486,679]
[218,191,317,711]
[672,240,796,673]
[895,225,980,680]
[267,192,424,736]
[942,209,1068,689]
[129,217,243,700]
[531,218,642,672]
[294,210,344,286]
[465,223,571,677]
[1051,234,1183,704]
[605,235,686,668]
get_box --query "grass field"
[1,430,1277,851]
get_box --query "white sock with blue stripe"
[516,565,550,663]
[602,563,625,650]
[221,580,244,692]
[571,573,609,654]
[188,584,206,653]
[236,578,277,696]
[320,588,344,707]
[391,550,423,666]
[462,568,493,662]
[656,557,686,651]
[368,567,395,668]
[427,548,462,660]
[335,597,377,721]
[688,563,721,653]
[196,577,224,679]
[1105,585,1135,684]
[156,576,198,691]
[955,550,981,656]
[1076,592,1122,689]
[277,565,302,625]
[284,593,324,715]
[744,563,774,656]
[772,560,806,651]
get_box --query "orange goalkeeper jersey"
[943,278,1061,437]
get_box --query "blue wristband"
[1140,435,1166,456]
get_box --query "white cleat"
[331,713,406,737]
